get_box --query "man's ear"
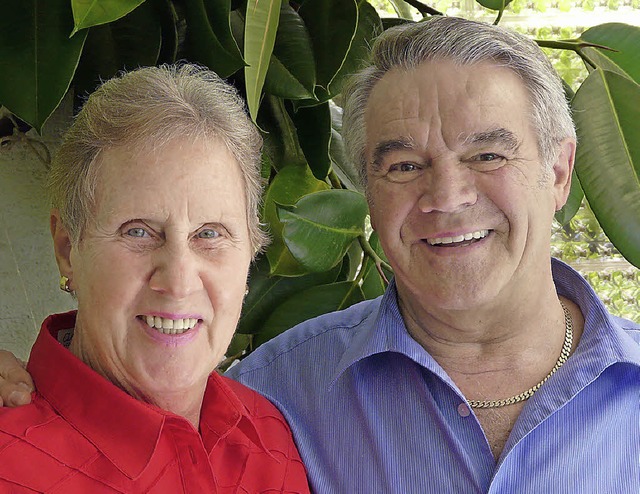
[50,210,74,284]
[552,138,577,211]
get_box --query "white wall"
[0,101,76,360]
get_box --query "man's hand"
[0,350,34,407]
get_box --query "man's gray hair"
[48,63,268,254]
[342,16,576,184]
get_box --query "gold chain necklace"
[467,300,573,409]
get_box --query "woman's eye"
[197,229,220,239]
[126,227,149,238]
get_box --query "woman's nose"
[149,245,202,298]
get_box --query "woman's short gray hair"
[342,16,576,184]
[48,63,268,254]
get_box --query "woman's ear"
[50,210,74,284]
[552,138,577,211]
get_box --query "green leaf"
[580,23,640,83]
[263,3,316,100]
[254,281,365,346]
[277,189,368,272]
[572,69,640,268]
[202,0,244,61]
[71,0,145,35]
[259,95,307,170]
[290,102,331,180]
[264,165,330,275]
[237,256,341,334]
[298,0,358,94]
[0,0,87,132]
[475,0,512,11]
[154,0,179,64]
[244,0,282,121]
[327,1,382,97]
[554,170,584,226]
[183,0,245,78]
[73,1,161,102]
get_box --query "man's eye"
[474,153,502,162]
[126,227,149,238]
[197,229,220,239]
[390,162,419,172]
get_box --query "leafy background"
[0,0,638,367]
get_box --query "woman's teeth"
[427,229,490,246]
[143,316,198,335]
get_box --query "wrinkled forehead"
[363,60,532,152]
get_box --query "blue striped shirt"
[227,259,640,493]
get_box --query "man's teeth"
[143,316,198,335]
[427,229,489,246]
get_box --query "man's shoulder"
[227,296,382,380]
[614,314,640,344]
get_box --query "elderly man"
[1,16,639,493]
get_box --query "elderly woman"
[0,64,309,492]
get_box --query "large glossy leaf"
[253,281,365,346]
[0,0,87,132]
[154,0,179,64]
[327,1,382,97]
[73,2,161,102]
[263,4,316,100]
[258,95,307,170]
[202,0,243,61]
[298,0,358,94]
[244,0,282,121]
[184,0,244,78]
[580,23,640,83]
[554,170,584,226]
[290,102,331,179]
[237,256,341,334]
[277,189,368,272]
[264,165,330,275]
[71,0,145,34]
[475,0,512,11]
[572,69,640,267]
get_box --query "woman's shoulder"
[219,373,285,418]
[0,394,101,491]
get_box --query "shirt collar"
[28,311,269,480]
[331,259,640,384]
[551,258,640,367]
[330,279,448,386]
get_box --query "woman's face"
[56,137,252,401]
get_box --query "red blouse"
[0,311,309,493]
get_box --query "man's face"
[364,60,573,313]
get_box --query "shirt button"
[457,403,471,417]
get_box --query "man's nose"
[417,160,477,214]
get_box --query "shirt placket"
[166,418,218,493]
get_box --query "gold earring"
[59,275,72,293]
[244,285,249,297]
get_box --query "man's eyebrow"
[370,137,416,172]
[461,128,520,151]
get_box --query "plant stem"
[402,0,443,16]
[358,234,392,285]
